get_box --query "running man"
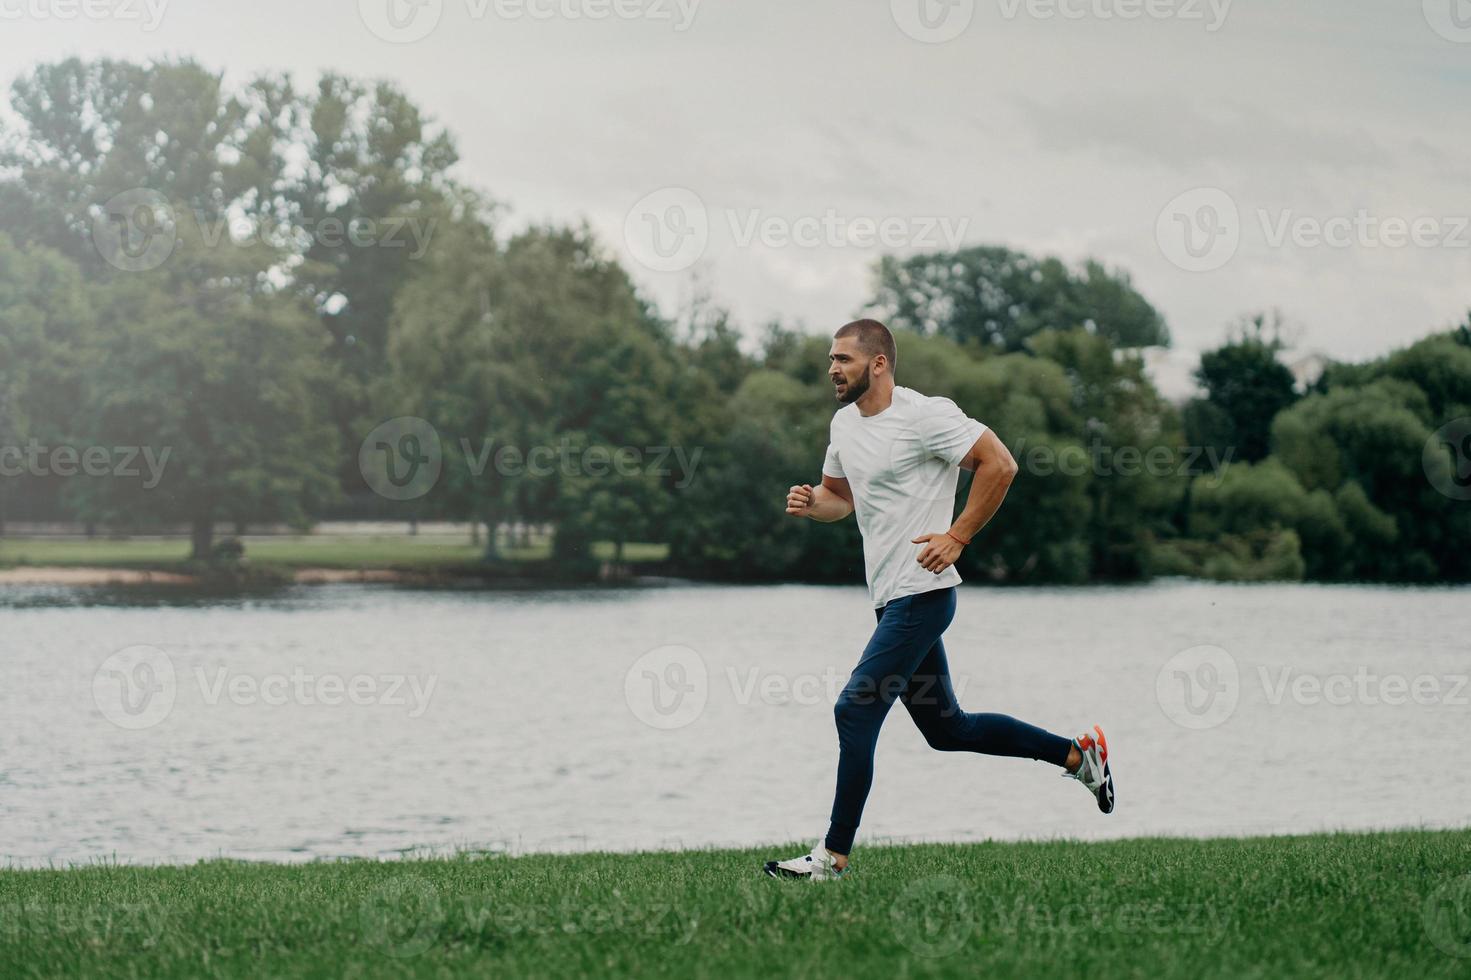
[763,319,1114,881]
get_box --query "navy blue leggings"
[825,586,1073,855]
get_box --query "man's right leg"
[825,588,956,859]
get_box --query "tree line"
[1,57,1468,583]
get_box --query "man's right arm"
[786,475,854,522]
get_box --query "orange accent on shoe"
[1092,725,1108,764]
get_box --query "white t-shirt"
[822,385,987,609]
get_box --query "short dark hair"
[834,318,897,370]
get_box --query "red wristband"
[945,531,971,547]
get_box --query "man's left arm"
[913,428,1019,574]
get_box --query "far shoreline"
[0,563,702,590]
[0,565,468,587]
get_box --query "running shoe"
[763,840,849,881]
[1065,724,1115,814]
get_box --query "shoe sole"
[762,861,848,880]
[1093,725,1115,814]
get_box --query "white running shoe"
[763,840,849,881]
[1065,724,1115,814]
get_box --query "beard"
[834,363,872,405]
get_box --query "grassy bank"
[3,830,1469,978]
[0,535,670,572]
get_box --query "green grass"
[3,830,1469,978]
[0,535,669,570]
[0,537,193,567]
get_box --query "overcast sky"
[2,0,1468,364]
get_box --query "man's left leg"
[901,635,1116,814]
[901,636,1073,765]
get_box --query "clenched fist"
[786,484,815,517]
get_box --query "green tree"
[2,59,461,515]
[1184,327,1299,464]
[289,74,460,502]
[870,246,1169,353]
[1183,458,1346,579]
[388,220,680,567]
[951,351,1094,582]
[667,369,860,580]
[1027,328,1185,579]
[73,221,338,557]
[0,234,95,532]
[1,58,293,272]
[1270,379,1451,580]
[1373,332,1471,423]
[499,226,680,566]
[385,189,522,556]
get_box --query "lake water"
[1,580,1467,868]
